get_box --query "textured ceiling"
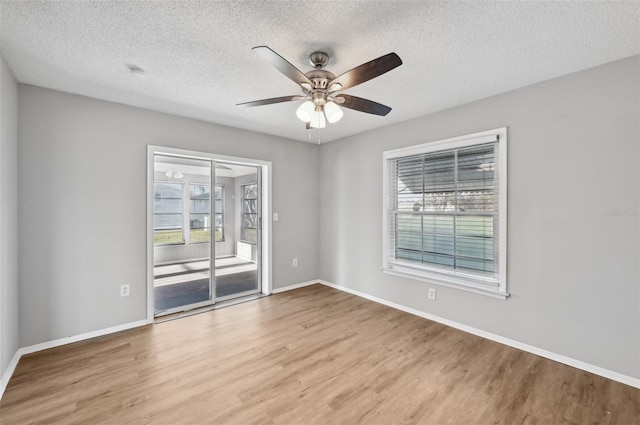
[1,1,639,144]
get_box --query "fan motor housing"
[311,91,327,106]
[305,69,336,90]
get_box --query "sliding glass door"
[152,155,262,316]
[153,155,213,314]
[214,164,261,301]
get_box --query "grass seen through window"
[154,229,220,245]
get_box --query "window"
[214,185,224,242]
[383,128,507,298]
[241,183,258,244]
[189,184,224,243]
[154,182,184,245]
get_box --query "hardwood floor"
[1,284,638,424]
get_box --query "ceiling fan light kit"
[295,100,314,123]
[237,46,402,130]
[165,170,184,179]
[295,99,343,128]
[324,101,344,123]
[310,106,326,129]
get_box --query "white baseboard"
[317,280,640,389]
[0,319,150,400]
[0,349,22,399]
[271,279,319,294]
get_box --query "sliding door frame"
[146,145,273,322]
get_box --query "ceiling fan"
[237,46,403,129]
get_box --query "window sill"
[382,266,509,300]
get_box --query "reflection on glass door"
[153,155,213,314]
[214,164,261,300]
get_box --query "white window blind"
[383,128,507,297]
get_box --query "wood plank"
[1,284,637,424]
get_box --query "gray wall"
[319,55,640,379]
[0,55,19,377]
[18,85,319,347]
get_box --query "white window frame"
[188,183,225,244]
[153,181,185,246]
[241,182,258,245]
[382,127,508,299]
[214,184,225,243]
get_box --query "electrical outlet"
[120,284,130,297]
[292,258,298,267]
[428,288,436,300]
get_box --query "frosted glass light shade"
[310,108,326,128]
[296,101,314,122]
[324,101,343,123]
[165,171,184,179]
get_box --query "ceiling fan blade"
[329,53,402,91]
[253,46,312,86]
[336,94,392,116]
[236,96,301,107]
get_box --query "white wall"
[18,85,319,347]
[319,55,640,379]
[0,55,19,377]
